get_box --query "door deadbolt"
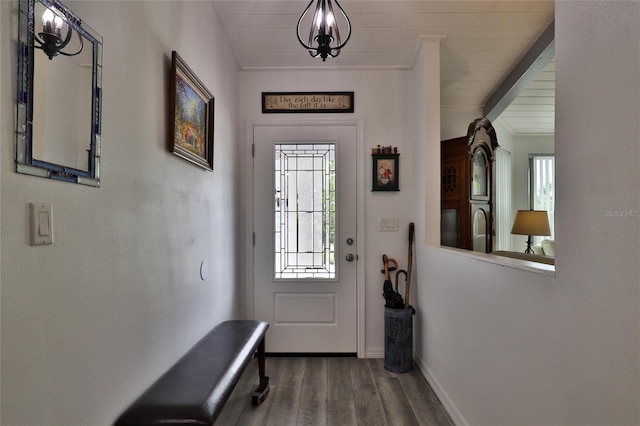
[346,237,354,246]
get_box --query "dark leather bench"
[115,320,270,425]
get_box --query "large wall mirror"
[16,0,102,186]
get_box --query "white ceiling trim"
[237,34,447,72]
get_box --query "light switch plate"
[30,203,53,245]
[378,217,399,232]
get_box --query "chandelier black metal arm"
[34,7,83,60]
[296,0,352,61]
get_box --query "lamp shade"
[511,210,551,236]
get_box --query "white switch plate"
[30,202,53,245]
[378,217,399,232]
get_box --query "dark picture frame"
[262,92,354,113]
[170,51,214,171]
[372,154,399,191]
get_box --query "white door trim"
[244,119,366,357]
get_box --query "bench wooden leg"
[252,337,270,406]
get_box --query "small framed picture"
[170,51,214,171]
[372,154,399,191]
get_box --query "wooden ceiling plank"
[483,20,555,120]
[224,11,553,29]
[504,104,555,112]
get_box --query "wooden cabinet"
[441,136,469,249]
[441,118,498,253]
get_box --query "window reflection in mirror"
[16,0,102,186]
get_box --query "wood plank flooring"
[216,357,454,426]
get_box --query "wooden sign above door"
[262,92,354,113]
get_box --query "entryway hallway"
[217,357,453,425]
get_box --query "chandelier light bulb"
[54,15,64,29]
[326,11,335,27]
[41,8,54,25]
[315,8,323,29]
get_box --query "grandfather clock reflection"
[441,118,498,253]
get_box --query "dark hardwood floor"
[216,357,454,426]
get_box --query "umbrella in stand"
[382,254,404,309]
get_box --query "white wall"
[0,3,4,421]
[237,40,445,363]
[2,1,638,425]
[509,134,554,251]
[239,68,424,357]
[0,1,242,424]
[441,106,482,140]
[493,119,555,251]
[413,1,639,425]
[238,40,466,361]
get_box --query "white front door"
[251,124,358,353]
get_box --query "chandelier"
[35,7,83,60]
[296,0,352,61]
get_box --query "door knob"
[345,253,355,262]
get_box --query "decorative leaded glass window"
[274,144,336,279]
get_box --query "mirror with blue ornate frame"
[16,0,102,186]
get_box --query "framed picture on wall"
[372,154,399,191]
[170,51,214,171]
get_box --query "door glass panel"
[441,208,461,247]
[274,143,336,279]
[472,208,488,252]
[472,151,488,197]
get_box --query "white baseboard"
[365,347,384,358]
[413,353,468,426]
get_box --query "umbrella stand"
[382,223,416,373]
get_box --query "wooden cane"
[404,223,415,309]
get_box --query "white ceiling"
[496,60,555,134]
[212,0,555,135]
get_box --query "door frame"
[244,119,366,357]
